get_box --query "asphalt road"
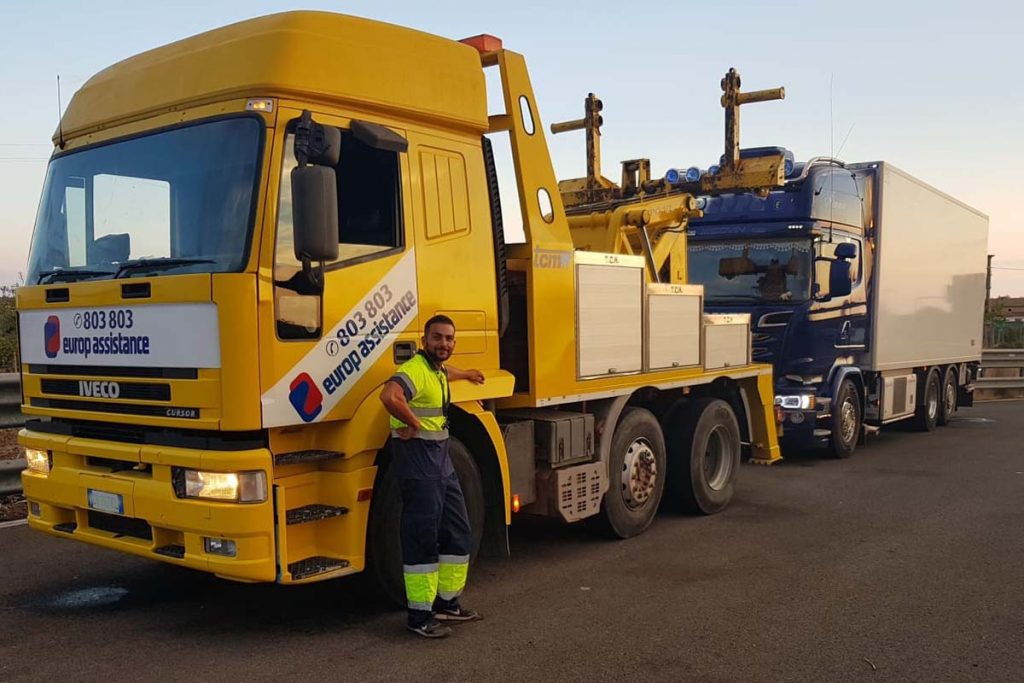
[1,402,1022,682]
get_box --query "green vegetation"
[0,284,17,372]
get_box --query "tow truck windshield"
[26,116,263,283]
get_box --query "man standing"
[379,314,486,638]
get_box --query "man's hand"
[448,366,485,385]
[396,424,420,440]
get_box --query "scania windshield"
[688,238,812,304]
[26,116,263,284]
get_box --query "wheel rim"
[839,397,858,445]
[703,426,733,491]
[927,380,939,421]
[944,379,956,416]
[621,438,658,510]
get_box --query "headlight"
[178,469,267,503]
[24,448,51,474]
[775,394,816,410]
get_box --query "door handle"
[839,320,852,339]
[393,341,417,363]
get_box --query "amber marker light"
[512,493,521,514]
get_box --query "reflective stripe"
[438,558,468,600]
[390,372,416,401]
[404,567,438,610]
[411,406,445,417]
[392,428,449,441]
[417,429,449,441]
[408,600,434,612]
[439,554,470,565]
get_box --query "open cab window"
[273,122,404,339]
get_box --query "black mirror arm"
[299,253,325,292]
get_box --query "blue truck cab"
[686,156,985,457]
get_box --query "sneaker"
[434,605,483,622]
[407,620,452,639]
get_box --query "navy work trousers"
[394,438,473,627]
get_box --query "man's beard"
[424,347,449,365]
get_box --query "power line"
[992,266,1024,272]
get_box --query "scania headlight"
[24,448,52,475]
[178,469,267,503]
[775,394,816,411]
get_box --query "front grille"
[31,397,199,419]
[29,364,198,379]
[25,418,267,451]
[87,510,152,541]
[41,378,171,401]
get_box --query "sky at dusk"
[1,0,1021,294]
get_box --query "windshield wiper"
[37,267,116,284]
[114,257,216,278]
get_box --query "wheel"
[367,437,485,607]
[937,367,957,426]
[664,398,741,515]
[914,370,940,432]
[600,407,667,538]
[830,379,861,459]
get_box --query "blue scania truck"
[685,157,988,457]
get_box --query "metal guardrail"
[977,349,1024,391]
[0,373,22,428]
[0,459,26,497]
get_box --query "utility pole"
[986,254,994,313]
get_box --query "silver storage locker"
[645,283,703,371]
[703,314,751,369]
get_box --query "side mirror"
[829,259,853,298]
[291,165,340,263]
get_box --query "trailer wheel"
[665,398,741,515]
[938,367,958,426]
[367,438,485,607]
[914,370,941,432]
[830,379,860,459]
[600,408,667,538]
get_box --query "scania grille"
[40,378,171,401]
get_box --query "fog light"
[24,448,51,474]
[790,411,805,424]
[183,470,267,503]
[204,537,237,557]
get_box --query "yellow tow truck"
[18,12,785,600]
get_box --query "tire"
[830,379,861,459]
[600,407,667,538]
[914,370,940,432]
[367,437,485,607]
[665,398,741,515]
[937,367,958,426]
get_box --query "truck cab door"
[257,108,419,429]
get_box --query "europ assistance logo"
[288,372,323,422]
[44,315,61,359]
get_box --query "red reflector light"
[357,488,373,502]
[512,493,521,513]
[459,34,503,53]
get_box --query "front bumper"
[19,428,276,582]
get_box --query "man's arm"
[379,381,420,438]
[446,365,485,384]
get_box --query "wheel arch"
[448,403,511,558]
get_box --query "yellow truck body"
[17,12,780,592]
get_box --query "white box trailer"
[856,162,989,372]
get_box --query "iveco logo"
[78,381,121,399]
